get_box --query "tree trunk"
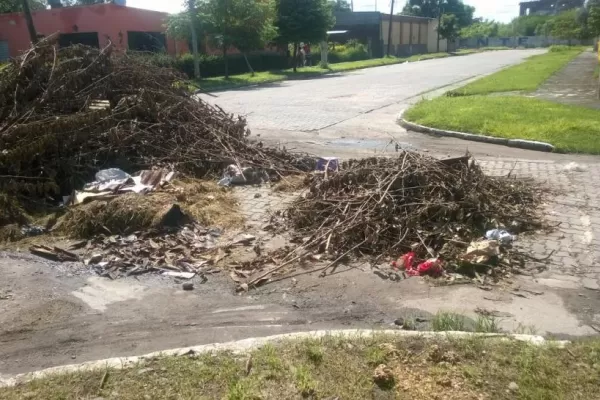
[187,0,200,79]
[223,46,229,79]
[292,43,298,73]
[21,0,38,44]
[243,53,255,76]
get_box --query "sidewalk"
[530,50,600,109]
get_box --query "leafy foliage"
[0,0,44,13]
[402,0,475,27]
[275,0,335,71]
[198,0,278,77]
[328,0,350,12]
[275,0,335,45]
[437,13,460,41]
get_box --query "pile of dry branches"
[287,153,543,265]
[0,37,300,201]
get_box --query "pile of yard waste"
[235,153,545,290]
[0,37,303,203]
[0,37,308,279]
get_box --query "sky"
[126,0,521,23]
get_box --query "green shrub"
[313,42,369,64]
[549,45,574,52]
[130,51,289,78]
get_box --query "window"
[127,31,166,53]
[58,32,100,48]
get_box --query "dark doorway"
[127,31,166,53]
[58,32,100,48]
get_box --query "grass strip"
[404,95,600,154]
[2,334,599,400]
[447,48,584,96]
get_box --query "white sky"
[126,0,520,23]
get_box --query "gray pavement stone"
[582,278,600,291]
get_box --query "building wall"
[382,15,434,56]
[0,3,188,58]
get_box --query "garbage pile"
[0,37,300,203]
[80,227,256,280]
[285,153,543,278]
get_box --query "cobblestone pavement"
[202,50,542,133]
[529,50,600,109]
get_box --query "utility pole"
[350,0,354,11]
[188,0,201,79]
[21,0,38,44]
[386,0,395,57]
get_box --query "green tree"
[460,20,499,38]
[275,0,334,72]
[199,0,277,78]
[402,0,474,27]
[228,0,277,75]
[586,0,600,37]
[0,0,44,13]
[329,0,350,11]
[551,9,590,41]
[437,13,460,42]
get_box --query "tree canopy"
[275,0,335,71]
[401,0,474,27]
[329,0,350,12]
[199,0,278,77]
[0,0,45,13]
[437,13,460,41]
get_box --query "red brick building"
[0,2,188,60]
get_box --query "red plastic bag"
[416,258,444,277]
[391,251,416,271]
[391,252,443,277]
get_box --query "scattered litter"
[462,240,500,264]
[562,162,587,172]
[68,168,177,206]
[20,225,46,237]
[391,252,443,276]
[79,223,251,279]
[485,229,515,244]
[163,271,196,279]
[316,157,339,172]
[84,254,103,266]
[95,168,131,183]
[182,282,194,291]
[218,165,269,186]
[29,245,79,262]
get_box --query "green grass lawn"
[2,333,599,400]
[195,48,509,92]
[405,95,600,153]
[447,48,584,96]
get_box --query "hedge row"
[133,44,370,78]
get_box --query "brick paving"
[234,158,600,291]
[480,159,600,290]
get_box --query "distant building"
[519,0,585,17]
[0,2,188,61]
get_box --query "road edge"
[0,329,568,387]
[397,110,555,153]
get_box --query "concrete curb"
[397,110,555,153]
[0,329,568,387]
